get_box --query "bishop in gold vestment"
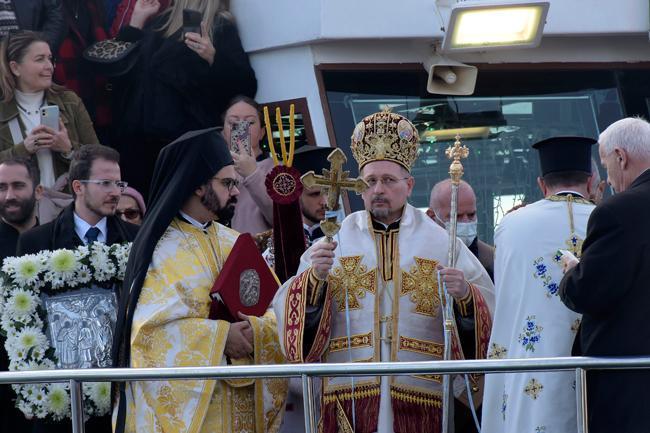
[273,112,494,433]
[112,129,287,433]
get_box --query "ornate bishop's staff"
[441,134,469,433]
[301,149,367,303]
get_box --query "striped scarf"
[0,0,18,37]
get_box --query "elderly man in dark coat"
[560,117,650,433]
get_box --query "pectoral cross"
[301,148,368,239]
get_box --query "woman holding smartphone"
[112,0,257,198]
[0,31,99,189]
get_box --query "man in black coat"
[16,144,137,433]
[0,157,42,433]
[560,117,650,433]
[0,157,42,261]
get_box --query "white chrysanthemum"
[34,404,48,419]
[6,289,38,318]
[12,255,42,286]
[74,245,89,260]
[49,249,78,274]
[104,262,116,275]
[90,247,111,281]
[1,256,17,275]
[39,358,56,370]
[16,398,34,418]
[85,382,111,415]
[46,384,70,418]
[20,384,37,398]
[75,265,92,284]
[90,242,111,258]
[13,326,47,353]
[1,310,15,331]
[30,345,45,361]
[6,345,26,363]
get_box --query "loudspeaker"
[424,55,478,95]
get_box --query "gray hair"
[599,117,650,159]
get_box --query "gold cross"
[445,134,469,185]
[328,256,376,311]
[400,257,441,317]
[565,234,584,258]
[301,148,367,238]
[524,378,544,400]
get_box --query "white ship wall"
[231,0,650,146]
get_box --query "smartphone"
[230,120,252,155]
[40,105,60,131]
[183,9,202,36]
[558,249,578,262]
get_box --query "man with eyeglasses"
[14,144,138,433]
[274,110,495,433]
[17,144,138,256]
[111,128,287,433]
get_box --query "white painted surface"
[233,0,650,53]
[250,46,331,148]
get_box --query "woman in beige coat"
[0,30,98,189]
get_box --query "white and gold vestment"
[121,218,287,433]
[274,205,494,433]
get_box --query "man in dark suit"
[0,157,42,433]
[18,144,138,255]
[16,144,137,433]
[560,117,650,433]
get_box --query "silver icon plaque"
[42,287,117,369]
[239,269,260,307]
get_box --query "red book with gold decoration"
[209,233,279,321]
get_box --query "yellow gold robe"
[120,218,287,433]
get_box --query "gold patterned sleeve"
[455,283,474,317]
[307,267,328,306]
[126,251,232,433]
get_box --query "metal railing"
[2,356,650,433]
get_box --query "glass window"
[321,67,643,243]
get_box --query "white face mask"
[434,214,478,247]
[456,221,478,247]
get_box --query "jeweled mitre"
[350,110,419,172]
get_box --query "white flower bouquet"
[0,242,131,421]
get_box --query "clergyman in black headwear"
[112,128,287,433]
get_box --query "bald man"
[427,179,495,280]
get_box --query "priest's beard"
[369,194,391,220]
[201,185,237,224]
[0,193,36,225]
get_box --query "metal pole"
[302,374,315,433]
[1,356,650,384]
[70,380,85,433]
[441,203,455,433]
[575,368,589,433]
[442,136,468,433]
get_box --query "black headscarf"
[112,128,233,432]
